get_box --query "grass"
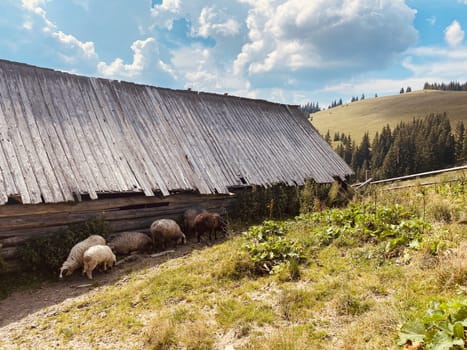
[311,90,467,142]
[1,179,466,349]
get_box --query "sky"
[1,0,467,108]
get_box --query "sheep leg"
[85,261,97,280]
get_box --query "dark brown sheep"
[183,206,207,238]
[193,212,227,242]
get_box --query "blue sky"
[1,0,467,108]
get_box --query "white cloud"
[426,16,436,25]
[444,20,464,47]
[197,7,240,38]
[169,45,249,93]
[21,0,98,62]
[234,0,417,80]
[53,31,97,59]
[151,1,246,40]
[97,38,157,78]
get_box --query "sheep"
[183,206,207,238]
[82,244,116,280]
[107,231,153,255]
[59,234,106,278]
[149,219,186,251]
[193,212,227,242]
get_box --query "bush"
[17,218,111,275]
[428,200,453,223]
[296,203,430,257]
[241,221,305,276]
[229,184,301,223]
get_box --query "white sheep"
[59,235,106,278]
[149,219,186,250]
[107,231,153,255]
[82,244,116,280]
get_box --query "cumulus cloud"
[234,0,418,82]
[197,7,240,38]
[169,45,249,93]
[151,1,247,40]
[148,0,419,97]
[97,38,157,78]
[444,20,464,47]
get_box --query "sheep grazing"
[82,244,116,280]
[149,219,186,250]
[183,206,207,238]
[107,231,153,255]
[193,212,227,242]
[59,234,106,278]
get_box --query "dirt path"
[0,241,209,328]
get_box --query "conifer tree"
[454,121,465,161]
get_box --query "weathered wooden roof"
[0,59,352,205]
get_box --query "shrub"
[428,200,453,223]
[229,184,301,224]
[17,217,111,275]
[241,221,305,275]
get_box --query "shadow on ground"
[0,237,225,328]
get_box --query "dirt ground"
[0,240,211,329]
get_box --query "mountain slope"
[311,90,467,142]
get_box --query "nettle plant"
[241,221,304,275]
[398,298,467,350]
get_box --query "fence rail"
[354,165,466,189]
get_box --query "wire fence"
[353,165,466,223]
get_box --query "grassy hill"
[311,90,467,142]
[0,177,465,349]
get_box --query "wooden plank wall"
[0,193,235,269]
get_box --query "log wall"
[0,193,235,270]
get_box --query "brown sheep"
[183,206,207,238]
[193,212,227,242]
[149,219,186,251]
[107,231,153,255]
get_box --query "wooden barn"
[0,59,352,266]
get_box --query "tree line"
[323,113,467,182]
[424,81,467,91]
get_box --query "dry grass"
[436,242,467,288]
[311,90,467,142]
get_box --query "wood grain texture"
[0,59,352,205]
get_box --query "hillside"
[311,90,467,142]
[0,178,465,349]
